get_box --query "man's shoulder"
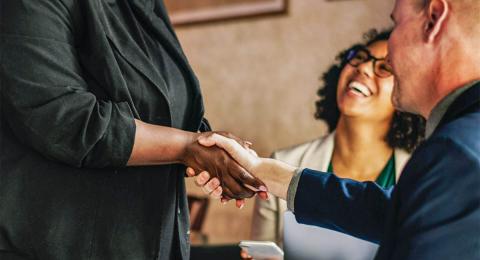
[410,113,480,170]
[391,114,480,260]
[430,83,480,157]
[401,111,480,187]
[432,110,480,158]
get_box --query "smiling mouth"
[348,81,373,97]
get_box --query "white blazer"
[250,132,410,248]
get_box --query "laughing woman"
[194,29,425,260]
[248,29,425,260]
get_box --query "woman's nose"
[356,60,374,78]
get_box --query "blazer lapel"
[100,0,205,131]
[149,4,206,131]
[97,0,172,112]
[150,2,204,101]
[300,132,335,171]
[127,0,201,97]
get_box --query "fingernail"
[259,186,268,192]
[239,204,244,209]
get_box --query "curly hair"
[314,29,425,153]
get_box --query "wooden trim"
[165,0,287,26]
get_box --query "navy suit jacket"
[293,83,480,259]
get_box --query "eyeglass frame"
[345,46,393,78]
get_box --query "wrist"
[178,131,201,165]
[257,158,296,199]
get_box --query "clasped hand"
[183,132,268,203]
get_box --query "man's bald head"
[388,0,480,117]
[415,0,479,8]
[414,0,480,34]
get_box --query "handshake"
[182,132,297,207]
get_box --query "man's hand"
[197,133,263,173]
[192,133,297,201]
[127,121,267,200]
[185,133,270,207]
[181,132,267,199]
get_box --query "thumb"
[198,135,217,147]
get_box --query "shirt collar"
[425,80,480,138]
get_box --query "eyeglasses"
[345,47,393,78]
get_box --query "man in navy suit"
[193,0,480,259]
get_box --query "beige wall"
[175,0,394,244]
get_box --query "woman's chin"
[338,103,369,117]
[338,96,371,114]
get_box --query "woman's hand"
[182,132,267,199]
[186,133,270,207]
[128,120,266,199]
[186,132,297,208]
[240,249,253,260]
[191,133,298,201]
[187,169,269,208]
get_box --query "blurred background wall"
[170,0,394,245]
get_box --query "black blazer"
[0,0,206,259]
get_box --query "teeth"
[348,81,372,97]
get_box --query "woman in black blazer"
[0,0,264,259]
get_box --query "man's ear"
[424,0,449,43]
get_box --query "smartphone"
[239,240,284,260]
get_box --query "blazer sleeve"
[293,169,393,243]
[0,0,136,168]
[390,138,480,259]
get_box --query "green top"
[327,155,396,188]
